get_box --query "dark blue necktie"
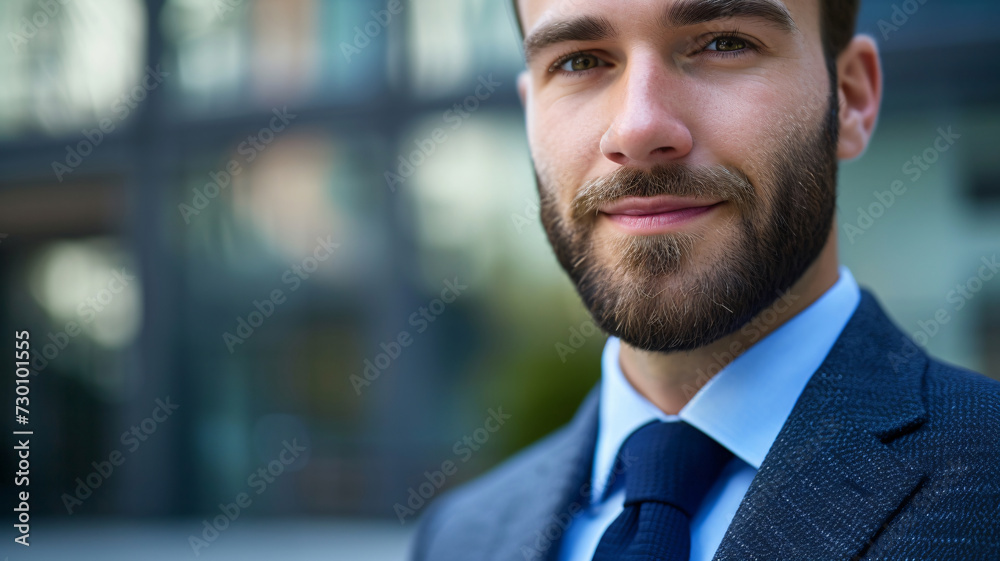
[592,421,734,561]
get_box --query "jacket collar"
[712,289,928,559]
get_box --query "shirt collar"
[591,265,862,503]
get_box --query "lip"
[598,196,724,234]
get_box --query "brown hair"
[821,0,860,59]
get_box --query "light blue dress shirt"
[557,266,862,561]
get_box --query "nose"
[600,55,693,167]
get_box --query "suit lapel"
[713,291,929,560]
[492,387,600,561]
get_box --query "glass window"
[0,0,146,138]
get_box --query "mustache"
[570,165,756,222]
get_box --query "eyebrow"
[522,0,796,66]
[663,0,796,31]
[523,15,616,65]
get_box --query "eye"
[552,53,606,73]
[703,35,754,54]
[706,36,747,52]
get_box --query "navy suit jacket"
[410,291,1000,560]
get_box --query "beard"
[536,92,840,352]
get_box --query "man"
[410,0,1000,559]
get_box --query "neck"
[618,229,841,415]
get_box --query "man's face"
[518,0,841,351]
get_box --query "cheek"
[698,80,780,155]
[530,94,607,196]
[694,77,824,183]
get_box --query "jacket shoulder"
[424,419,575,521]
[409,392,598,561]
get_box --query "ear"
[836,35,882,161]
[517,70,529,107]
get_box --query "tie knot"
[618,421,733,517]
